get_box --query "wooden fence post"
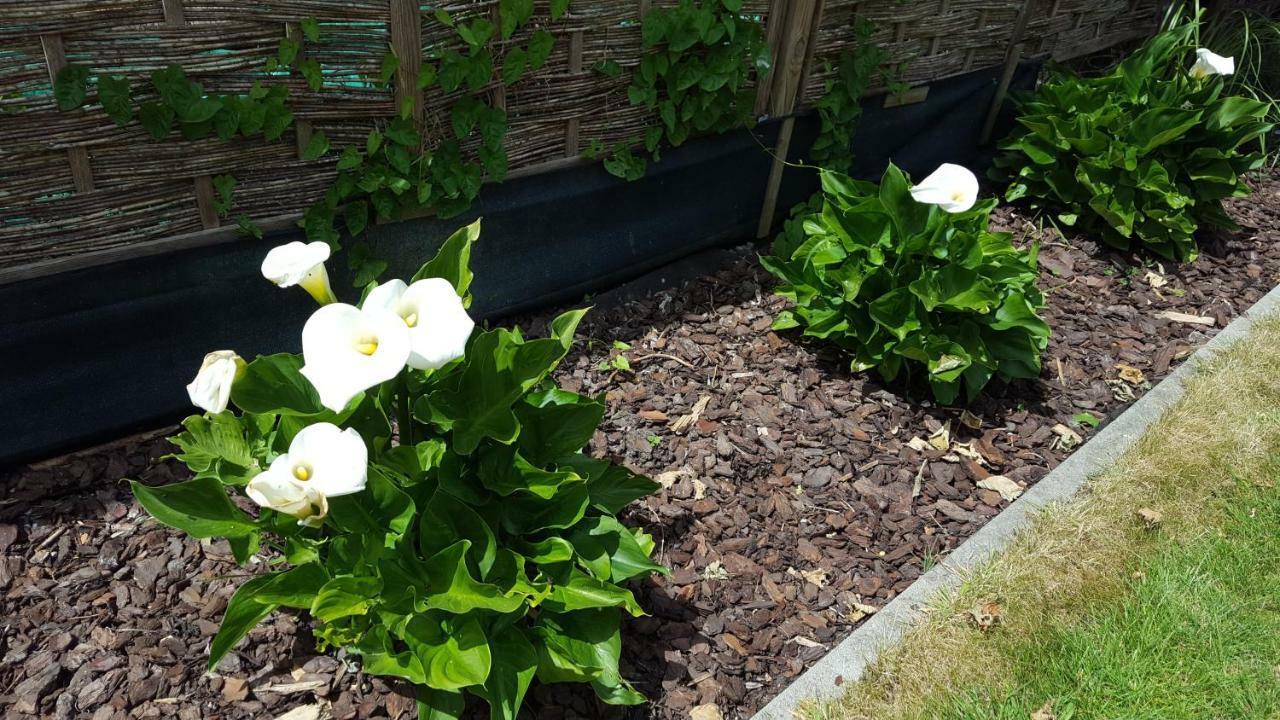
[389,0,424,124]
[979,0,1036,145]
[755,0,824,239]
[40,35,95,194]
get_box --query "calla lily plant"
[131,219,663,718]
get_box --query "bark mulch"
[4,174,1279,720]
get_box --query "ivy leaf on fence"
[299,59,324,91]
[527,30,556,70]
[97,74,132,126]
[53,64,90,111]
[300,16,321,43]
[139,102,176,139]
[212,174,236,217]
[551,0,572,20]
[302,129,330,160]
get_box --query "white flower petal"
[910,163,979,213]
[1190,48,1234,78]
[185,350,244,413]
[300,303,412,411]
[362,278,409,313]
[262,241,332,287]
[400,278,475,370]
[246,461,313,516]
[288,423,368,497]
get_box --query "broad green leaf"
[513,389,604,466]
[400,613,492,690]
[475,624,538,720]
[418,687,465,720]
[208,573,279,670]
[411,218,479,298]
[419,488,497,576]
[561,455,659,513]
[97,75,133,125]
[130,476,257,538]
[54,64,90,111]
[327,467,415,542]
[232,353,326,416]
[426,309,586,455]
[167,412,257,483]
[311,575,382,622]
[541,567,645,616]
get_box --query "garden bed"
[3,171,1280,720]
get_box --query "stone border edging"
[752,281,1280,720]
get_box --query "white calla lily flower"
[262,241,338,305]
[300,303,412,411]
[186,350,246,414]
[909,163,980,213]
[1190,48,1234,79]
[363,277,475,370]
[245,422,366,526]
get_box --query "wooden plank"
[389,0,424,123]
[980,0,1036,144]
[193,175,221,229]
[793,0,827,108]
[565,30,585,156]
[756,116,795,239]
[285,22,315,159]
[0,213,302,287]
[40,34,95,193]
[768,0,818,116]
[755,0,789,116]
[160,0,186,26]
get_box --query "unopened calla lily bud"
[362,277,475,370]
[1189,48,1234,79]
[261,241,338,305]
[299,303,412,412]
[186,350,246,414]
[245,422,366,527]
[909,163,979,213]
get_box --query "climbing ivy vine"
[598,0,771,180]
[807,18,885,173]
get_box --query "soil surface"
[4,173,1280,720]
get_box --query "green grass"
[940,467,1280,720]
[801,316,1280,720]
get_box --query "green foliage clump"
[604,0,771,179]
[993,21,1274,261]
[131,222,663,718]
[761,165,1051,404]
[808,19,884,172]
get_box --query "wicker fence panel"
[805,0,1160,103]
[1,0,1153,274]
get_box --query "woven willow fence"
[0,0,1159,278]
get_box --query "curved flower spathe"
[246,422,367,526]
[910,163,980,213]
[262,241,338,305]
[300,303,412,411]
[363,277,475,370]
[1190,48,1234,79]
[186,350,246,414]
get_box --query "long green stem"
[397,370,414,447]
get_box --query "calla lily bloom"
[362,277,475,370]
[245,422,366,526]
[186,350,246,414]
[909,163,980,213]
[262,241,338,305]
[1190,48,1234,79]
[300,303,412,411]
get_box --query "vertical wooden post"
[285,22,314,157]
[193,175,221,229]
[565,30,585,157]
[756,0,823,239]
[40,34,95,194]
[980,0,1036,144]
[389,0,424,123]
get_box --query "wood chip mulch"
[4,173,1279,720]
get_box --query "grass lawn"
[803,315,1280,720]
